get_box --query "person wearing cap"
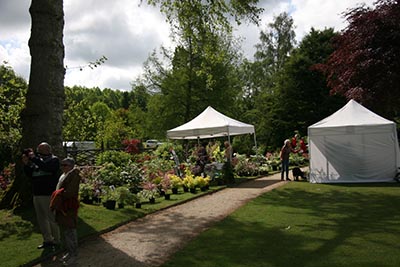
[51,158,81,266]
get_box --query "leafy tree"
[98,109,135,149]
[146,0,262,31]
[244,12,296,148]
[317,0,400,120]
[254,12,296,86]
[63,100,98,141]
[130,83,151,112]
[253,27,347,148]
[127,105,147,140]
[141,0,262,135]
[267,28,346,146]
[0,65,27,166]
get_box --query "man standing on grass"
[22,142,61,249]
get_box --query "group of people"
[279,133,308,181]
[22,142,81,266]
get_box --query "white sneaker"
[62,255,78,266]
[59,253,69,262]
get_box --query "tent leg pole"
[253,132,257,152]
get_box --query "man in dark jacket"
[22,142,61,249]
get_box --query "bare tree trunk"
[0,0,65,209]
[23,0,65,153]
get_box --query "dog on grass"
[292,167,306,181]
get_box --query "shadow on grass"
[0,207,36,241]
[27,205,148,267]
[233,179,281,189]
[38,200,230,267]
[162,182,400,267]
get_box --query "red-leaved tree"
[316,0,400,119]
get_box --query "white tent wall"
[309,125,399,183]
[308,100,400,183]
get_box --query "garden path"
[35,171,295,267]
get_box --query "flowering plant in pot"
[138,181,159,203]
[160,174,172,199]
[169,174,182,194]
[182,169,198,193]
[196,176,211,191]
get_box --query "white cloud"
[290,0,375,41]
[0,0,378,91]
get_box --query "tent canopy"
[167,106,255,140]
[308,99,400,183]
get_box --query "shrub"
[137,181,159,200]
[141,157,174,181]
[115,186,138,205]
[79,183,95,200]
[95,150,132,167]
[122,139,142,154]
[154,142,184,162]
[234,154,258,176]
[169,174,182,189]
[0,163,15,192]
[94,163,122,186]
[196,176,211,188]
[182,169,201,189]
[120,161,143,193]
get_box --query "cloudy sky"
[0,0,375,91]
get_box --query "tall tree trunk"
[0,0,65,209]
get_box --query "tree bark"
[0,0,65,209]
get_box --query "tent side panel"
[309,125,398,183]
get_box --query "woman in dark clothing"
[280,139,298,181]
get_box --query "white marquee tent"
[308,99,400,183]
[167,106,256,143]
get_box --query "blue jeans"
[281,159,289,180]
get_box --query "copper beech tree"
[316,0,400,120]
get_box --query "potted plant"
[103,186,118,210]
[182,171,197,193]
[135,198,142,208]
[169,174,182,194]
[196,176,211,191]
[79,183,95,204]
[160,174,172,199]
[115,186,135,208]
[138,181,159,204]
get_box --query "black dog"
[292,167,306,181]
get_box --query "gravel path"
[37,172,288,267]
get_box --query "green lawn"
[161,182,400,267]
[0,185,224,267]
[2,181,400,267]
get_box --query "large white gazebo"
[167,106,256,145]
